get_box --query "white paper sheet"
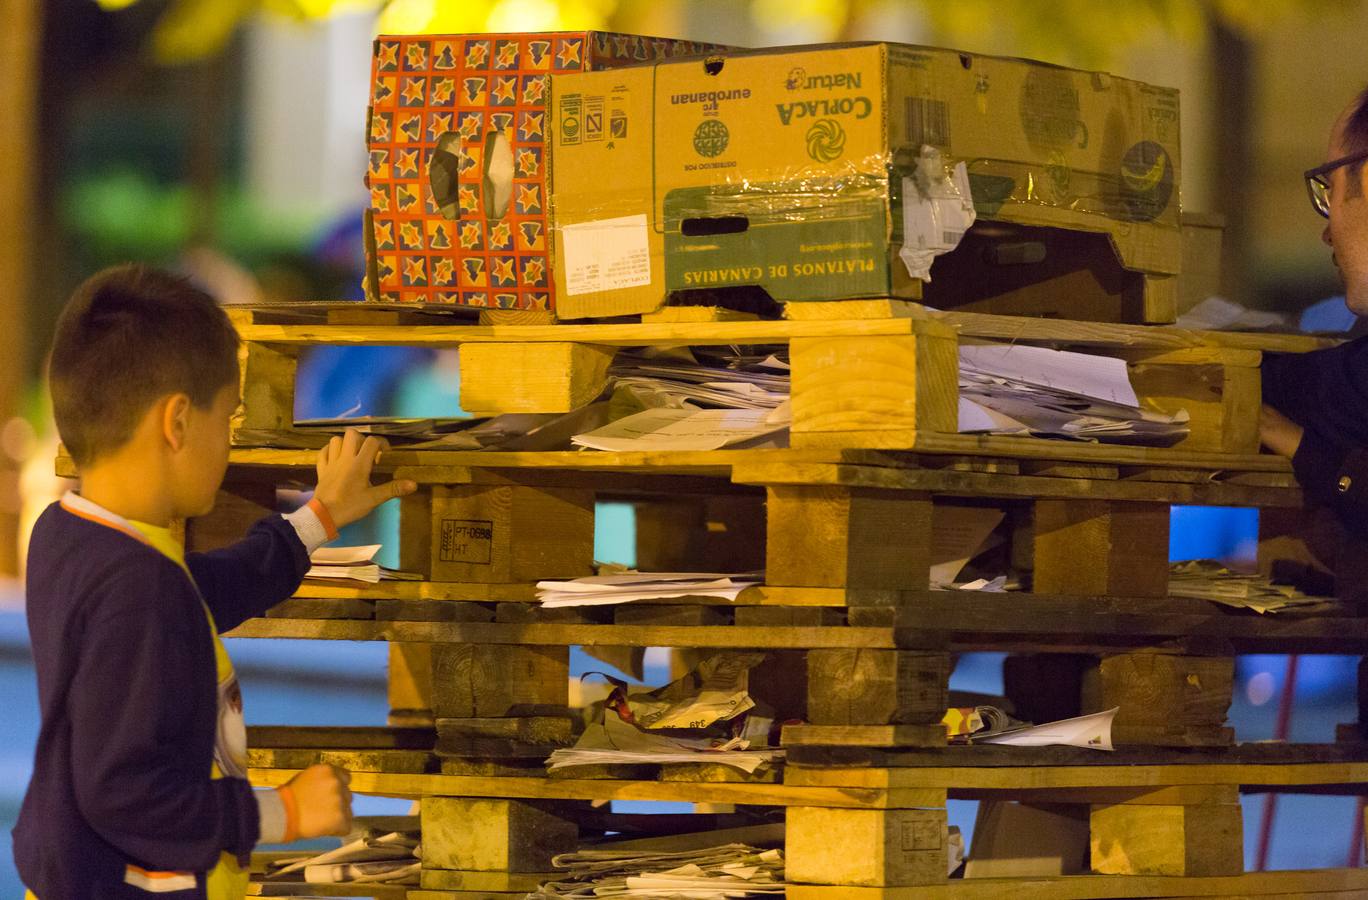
[899,146,976,281]
[309,545,382,565]
[562,214,652,296]
[959,343,1140,407]
[978,707,1118,751]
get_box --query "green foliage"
[62,168,324,267]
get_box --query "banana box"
[550,43,1182,322]
[364,32,721,311]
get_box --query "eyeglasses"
[1305,149,1368,218]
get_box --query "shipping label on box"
[365,32,721,311]
[551,42,1182,319]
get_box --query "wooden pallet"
[244,760,1368,892]
[205,305,1364,897]
[228,303,1331,456]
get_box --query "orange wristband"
[277,784,299,843]
[308,497,339,542]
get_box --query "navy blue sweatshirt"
[13,501,310,899]
[1263,337,1368,535]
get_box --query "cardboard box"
[364,32,721,311]
[550,43,1182,320]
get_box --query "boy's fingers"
[367,479,417,507]
[359,434,386,466]
[341,427,362,456]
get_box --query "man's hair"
[1344,83,1368,197]
[49,264,240,467]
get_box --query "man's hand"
[1260,404,1305,458]
[313,428,417,530]
[284,763,353,839]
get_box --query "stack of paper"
[306,545,421,583]
[609,352,790,411]
[1169,559,1332,614]
[546,712,783,773]
[572,350,791,451]
[957,343,1189,445]
[536,573,763,608]
[528,844,786,898]
[262,827,419,886]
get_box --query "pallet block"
[634,494,766,573]
[400,484,594,583]
[1031,500,1171,598]
[1090,786,1243,876]
[458,341,615,414]
[807,650,950,726]
[421,797,576,872]
[235,339,297,437]
[1121,348,1261,454]
[388,642,435,726]
[430,643,569,718]
[766,486,932,590]
[1082,652,1234,747]
[788,328,959,450]
[786,806,949,887]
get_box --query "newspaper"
[546,711,782,773]
[624,653,767,730]
[527,844,786,898]
[263,827,419,885]
[1169,559,1333,614]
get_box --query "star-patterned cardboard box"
[364,32,722,312]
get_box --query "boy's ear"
[162,393,192,452]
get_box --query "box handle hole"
[681,215,749,236]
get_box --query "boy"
[12,264,416,899]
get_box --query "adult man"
[1260,85,1368,533]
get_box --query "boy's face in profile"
[172,383,239,519]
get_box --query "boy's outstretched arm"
[187,430,416,631]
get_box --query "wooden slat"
[224,619,919,649]
[782,760,1368,790]
[783,867,1368,898]
[732,462,1300,506]
[232,309,1335,354]
[214,439,1297,477]
[783,742,1368,772]
[246,769,944,808]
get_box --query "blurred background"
[2,0,1367,894]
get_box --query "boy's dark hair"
[1345,83,1368,196]
[50,264,240,467]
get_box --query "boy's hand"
[285,763,354,839]
[313,428,417,530]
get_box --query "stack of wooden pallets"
[83,295,1368,899]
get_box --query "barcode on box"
[906,97,950,148]
[943,230,964,245]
